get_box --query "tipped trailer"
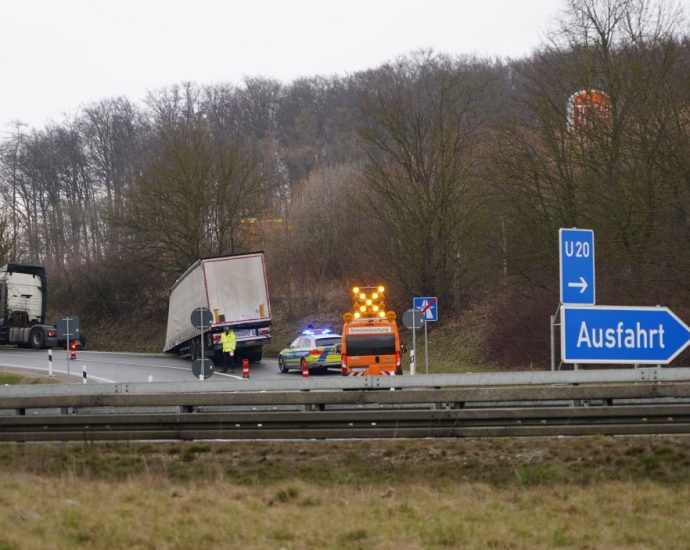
[163,253,272,363]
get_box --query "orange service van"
[340,285,403,376]
[340,317,403,376]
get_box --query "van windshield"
[345,335,395,356]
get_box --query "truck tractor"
[0,263,58,349]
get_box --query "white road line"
[93,360,192,371]
[0,352,190,370]
[214,372,245,380]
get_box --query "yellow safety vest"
[220,330,236,352]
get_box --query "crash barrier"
[2,367,690,441]
[2,366,690,401]
[2,378,690,441]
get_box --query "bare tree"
[359,52,496,310]
[495,0,689,301]
[117,84,267,277]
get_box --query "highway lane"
[0,348,341,383]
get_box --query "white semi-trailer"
[164,253,272,362]
[0,263,58,349]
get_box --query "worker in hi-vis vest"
[220,326,236,372]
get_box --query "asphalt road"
[0,348,341,383]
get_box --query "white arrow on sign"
[567,276,588,294]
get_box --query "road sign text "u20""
[559,228,595,305]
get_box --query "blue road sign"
[413,297,438,322]
[561,305,690,364]
[559,228,595,305]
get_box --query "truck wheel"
[30,328,46,349]
[249,347,263,362]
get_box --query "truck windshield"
[345,335,395,356]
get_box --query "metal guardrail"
[2,366,690,399]
[2,367,690,441]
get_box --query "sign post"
[413,297,438,374]
[190,307,214,380]
[403,308,424,375]
[57,316,79,378]
[561,305,690,364]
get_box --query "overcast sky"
[0,0,562,132]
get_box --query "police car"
[278,328,341,373]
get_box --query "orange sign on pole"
[567,89,612,130]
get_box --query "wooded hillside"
[1,0,689,367]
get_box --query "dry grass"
[0,437,689,548]
[1,476,689,549]
[0,369,67,385]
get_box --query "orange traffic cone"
[242,357,250,378]
[70,340,77,360]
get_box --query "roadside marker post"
[48,349,53,377]
[82,365,87,384]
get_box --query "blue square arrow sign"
[559,228,595,305]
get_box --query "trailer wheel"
[30,328,46,349]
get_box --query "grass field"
[0,436,689,549]
[1,360,688,547]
